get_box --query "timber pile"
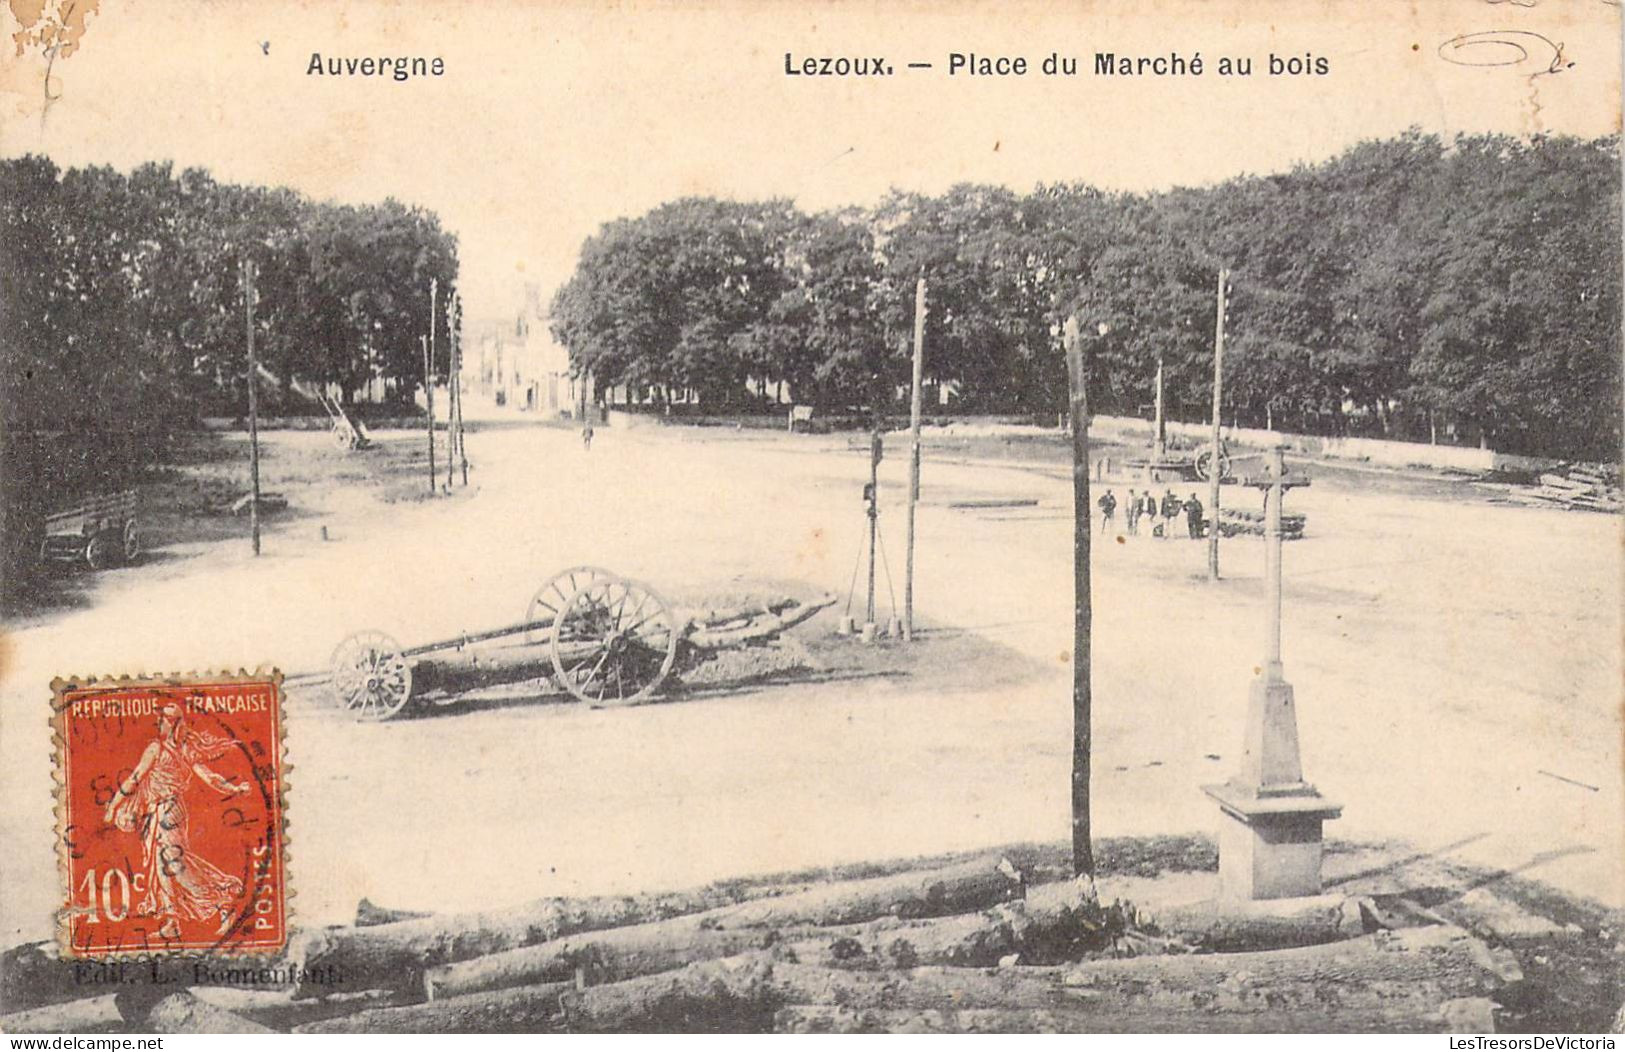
[1218,507,1307,539]
[0,853,1532,1034]
[227,492,289,517]
[1497,464,1623,513]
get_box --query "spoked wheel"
[84,531,113,571]
[525,565,615,644]
[1194,447,1232,482]
[550,576,679,708]
[329,630,414,720]
[122,521,141,564]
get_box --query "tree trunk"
[423,857,1022,999]
[146,991,277,1034]
[556,956,777,1032]
[698,856,1022,929]
[549,926,1513,1033]
[1051,924,1519,1006]
[771,1001,1469,1034]
[0,994,124,1033]
[297,981,573,1034]
[1149,894,1368,952]
[424,923,783,1000]
[292,881,815,995]
[355,898,434,927]
[188,986,402,1031]
[780,910,1019,971]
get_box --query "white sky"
[2,0,1619,324]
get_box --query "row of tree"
[549,131,1621,459]
[0,156,458,600]
[1,155,460,435]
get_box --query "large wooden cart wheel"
[122,521,141,564]
[525,564,615,644]
[84,531,112,571]
[1194,448,1231,482]
[551,576,679,708]
[329,630,414,720]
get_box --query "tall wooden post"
[1207,268,1228,580]
[457,337,469,485]
[904,274,926,642]
[1063,315,1094,879]
[445,290,458,491]
[429,279,439,493]
[422,335,436,493]
[242,257,261,557]
[1153,354,1166,461]
[866,426,880,627]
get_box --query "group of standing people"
[1098,487,1206,540]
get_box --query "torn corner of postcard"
[49,671,289,959]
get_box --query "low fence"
[1090,416,1561,474]
[200,416,438,432]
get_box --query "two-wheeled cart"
[328,565,834,719]
[40,490,140,571]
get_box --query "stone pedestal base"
[1203,782,1342,901]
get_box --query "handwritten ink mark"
[1437,30,1572,75]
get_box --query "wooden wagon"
[328,565,835,719]
[40,490,140,570]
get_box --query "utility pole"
[1063,315,1094,879]
[422,335,436,493]
[904,274,926,642]
[457,333,469,485]
[865,425,880,632]
[242,257,261,557]
[445,290,458,492]
[1208,267,1228,580]
[1153,353,1167,462]
[449,291,468,486]
[429,278,439,493]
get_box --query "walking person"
[1185,492,1205,540]
[1144,489,1161,537]
[1097,489,1117,531]
[1160,489,1182,539]
[1125,489,1141,535]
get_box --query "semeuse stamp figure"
[104,703,250,939]
[54,674,287,956]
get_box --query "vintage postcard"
[1,0,1620,1038]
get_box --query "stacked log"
[421,856,1024,999]
[553,926,1517,1033]
[1219,507,1307,539]
[1501,465,1624,513]
[290,875,826,995]
[0,858,1526,1034]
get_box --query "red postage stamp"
[52,674,287,957]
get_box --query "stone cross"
[1202,444,1340,900]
